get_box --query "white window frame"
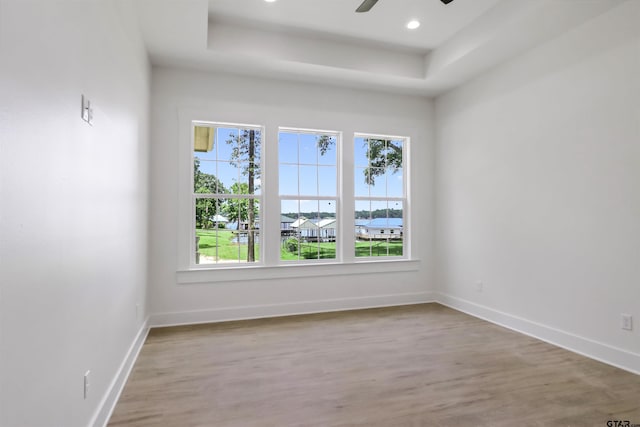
[278,127,342,264]
[176,109,418,282]
[188,120,265,268]
[353,133,409,261]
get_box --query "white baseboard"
[91,319,150,427]
[86,292,639,427]
[149,292,435,327]
[436,292,640,376]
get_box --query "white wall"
[148,68,435,326]
[0,1,150,426]
[435,1,640,372]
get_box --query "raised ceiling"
[134,0,625,96]
[207,0,502,51]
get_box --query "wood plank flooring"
[108,304,640,426]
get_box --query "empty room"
[1,0,639,426]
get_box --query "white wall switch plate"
[621,314,633,331]
[83,370,90,399]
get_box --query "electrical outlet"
[83,370,91,399]
[621,314,633,331]
[475,281,483,292]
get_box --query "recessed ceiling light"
[406,20,420,30]
[265,0,276,2]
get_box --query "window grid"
[354,135,406,259]
[192,122,262,266]
[188,122,409,269]
[279,129,339,262]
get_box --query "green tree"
[316,134,334,156]
[316,136,401,186]
[362,138,402,185]
[194,158,227,228]
[222,183,259,227]
[226,130,260,261]
[355,208,402,219]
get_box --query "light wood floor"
[108,304,640,427]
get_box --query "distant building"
[356,218,403,240]
[227,216,259,231]
[317,218,337,240]
[281,215,295,231]
[210,214,229,227]
[291,217,337,241]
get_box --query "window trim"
[278,127,342,264]
[177,259,421,284]
[353,133,409,261]
[189,120,265,268]
[177,109,413,274]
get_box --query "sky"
[194,127,403,218]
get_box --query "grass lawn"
[197,229,402,262]
[196,228,260,262]
[280,241,337,261]
[355,240,403,257]
[281,239,403,260]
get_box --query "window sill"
[176,259,421,285]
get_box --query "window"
[192,123,262,265]
[279,129,338,261]
[354,135,406,258]
[183,119,409,272]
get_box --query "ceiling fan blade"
[441,0,454,4]
[356,0,378,13]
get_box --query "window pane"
[195,197,260,265]
[299,134,318,164]
[355,200,372,219]
[194,125,215,159]
[217,161,239,191]
[200,198,260,264]
[318,200,337,260]
[318,166,336,196]
[220,128,261,173]
[319,200,336,217]
[253,173,262,196]
[369,168,387,197]
[354,137,369,166]
[234,164,249,193]
[281,200,300,261]
[387,168,403,198]
[298,165,318,196]
[279,132,298,164]
[387,139,403,169]
[354,167,370,197]
[194,160,221,194]
[280,199,336,261]
[198,160,216,175]
[317,135,336,166]
[219,127,239,159]
[370,200,388,218]
[195,197,225,230]
[195,228,219,265]
[193,123,264,266]
[216,129,235,162]
[278,129,339,263]
[299,199,319,219]
[234,163,260,195]
[279,164,298,195]
[281,199,299,219]
[365,138,386,168]
[355,199,403,258]
[355,199,372,257]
